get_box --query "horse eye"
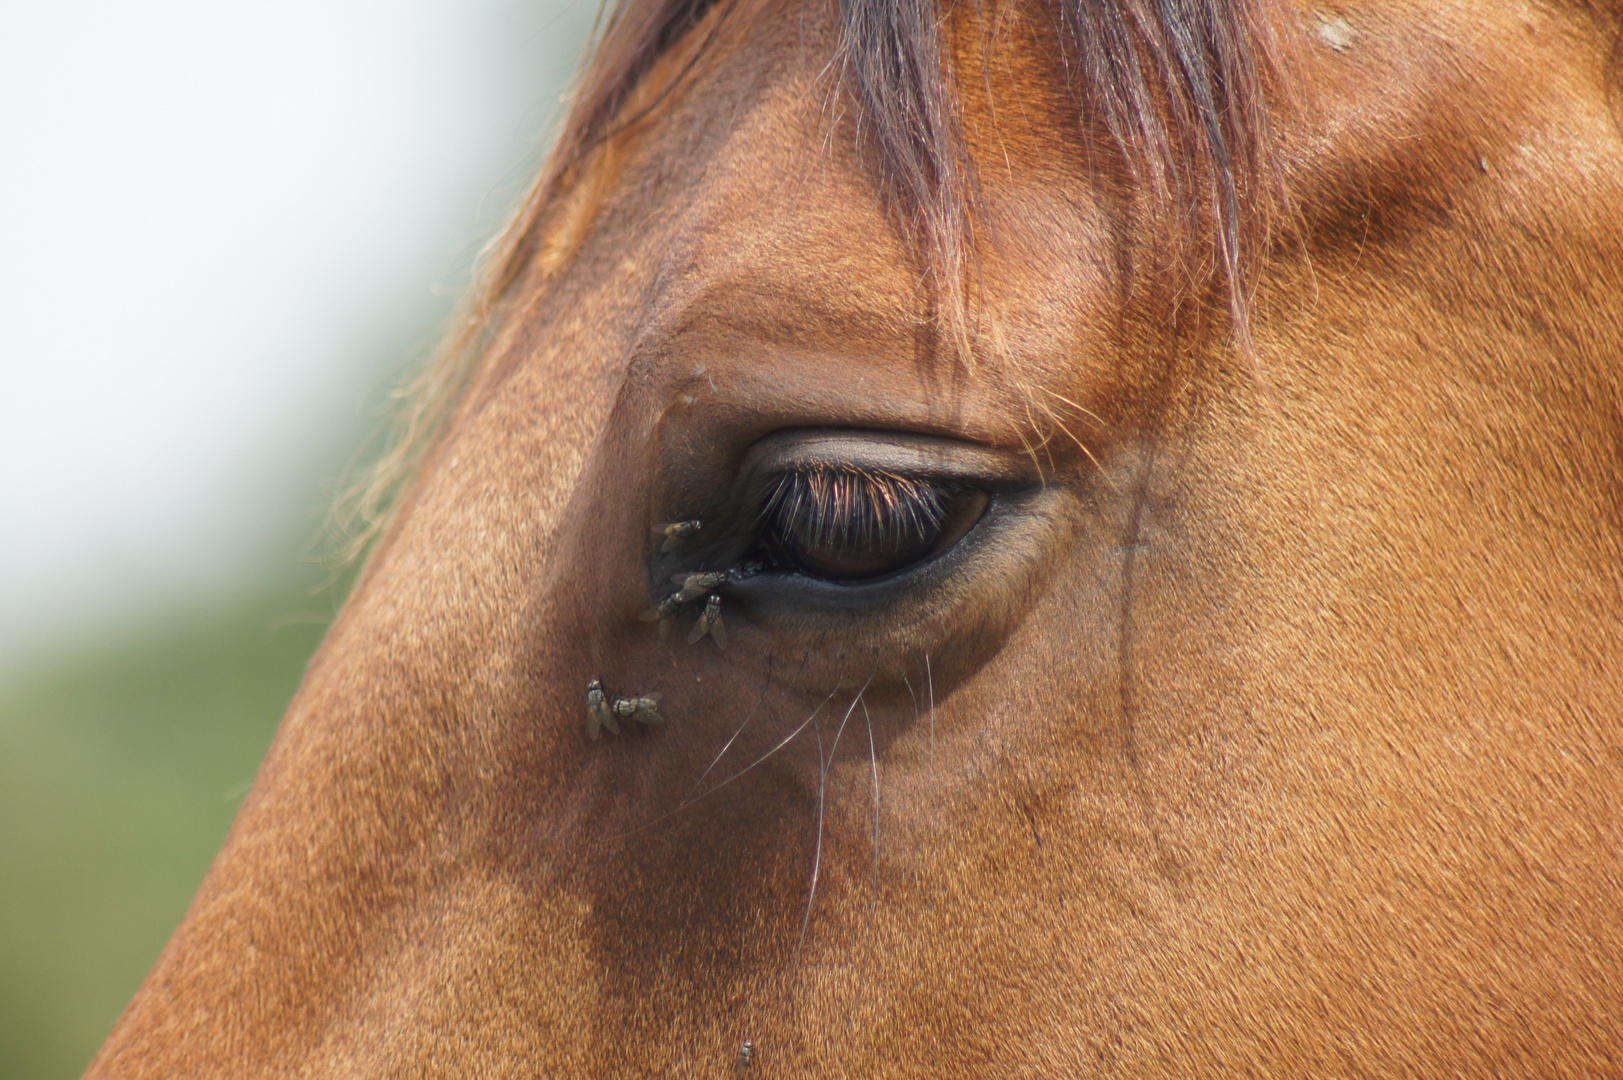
[759,468,990,582]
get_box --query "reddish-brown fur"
[89,0,1623,1075]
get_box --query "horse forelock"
[556,0,1288,335]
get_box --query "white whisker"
[607,661,826,842]
[691,652,804,793]
[797,674,872,959]
[697,680,839,803]
[925,653,937,776]
[861,692,880,907]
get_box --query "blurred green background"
[0,2,592,1075]
[0,582,329,1079]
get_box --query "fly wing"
[654,521,698,552]
[590,696,619,736]
[640,595,679,622]
[709,613,728,650]
[686,615,708,645]
[671,571,724,602]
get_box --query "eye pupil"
[762,468,987,582]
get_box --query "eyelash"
[758,467,963,555]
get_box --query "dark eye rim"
[722,481,1045,619]
[646,426,1048,614]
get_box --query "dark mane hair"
[550,0,1283,333]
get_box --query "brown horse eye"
[762,468,990,582]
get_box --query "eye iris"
[763,468,986,582]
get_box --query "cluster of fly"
[585,678,663,740]
[591,522,740,739]
[639,566,758,647]
[642,513,779,649]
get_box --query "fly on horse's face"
[91,0,1623,1076]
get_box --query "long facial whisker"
[902,669,919,733]
[925,652,937,776]
[607,658,823,842]
[861,691,885,1026]
[863,695,876,896]
[797,675,871,959]
[808,679,830,933]
[798,705,831,961]
[825,678,863,771]
[861,692,880,912]
[698,680,840,804]
[842,684,883,1037]
[690,651,802,793]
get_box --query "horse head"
[90,0,1623,1074]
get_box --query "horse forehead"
[638,90,915,332]
[619,94,1114,388]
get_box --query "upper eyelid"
[739,429,1042,488]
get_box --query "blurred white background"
[0,0,597,671]
[0,7,601,1074]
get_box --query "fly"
[672,570,728,602]
[585,679,618,739]
[611,692,664,724]
[587,680,663,738]
[688,593,727,649]
[653,519,702,552]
